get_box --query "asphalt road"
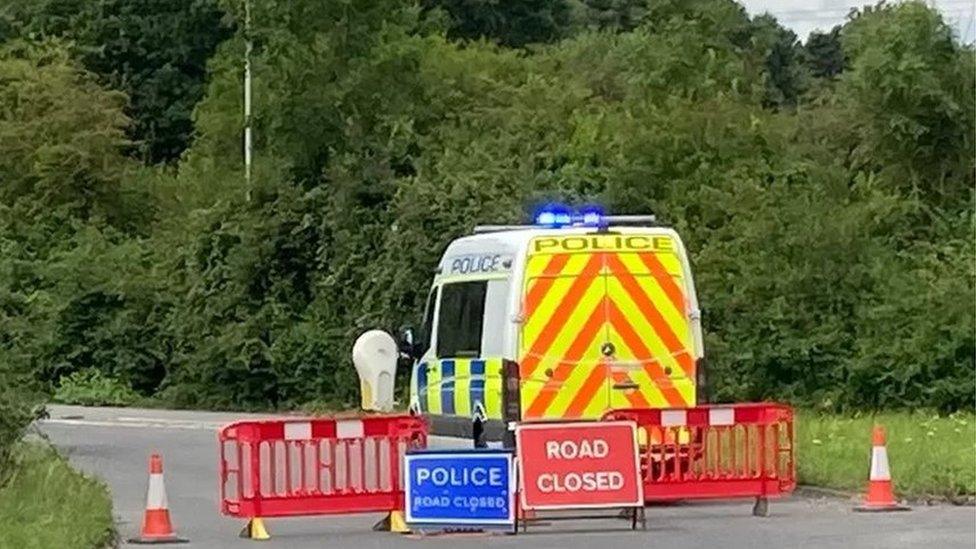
[40,405,975,549]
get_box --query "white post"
[243,0,253,200]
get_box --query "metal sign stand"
[515,505,646,533]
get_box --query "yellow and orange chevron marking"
[519,235,696,420]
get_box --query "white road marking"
[117,416,224,428]
[42,418,218,431]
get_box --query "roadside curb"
[796,485,856,501]
[797,485,976,507]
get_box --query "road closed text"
[536,439,624,493]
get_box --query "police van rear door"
[519,239,609,420]
[601,234,696,411]
[519,232,696,420]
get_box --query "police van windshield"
[436,281,487,358]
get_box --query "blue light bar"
[534,205,607,227]
[475,211,655,234]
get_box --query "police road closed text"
[517,422,643,510]
[405,451,515,527]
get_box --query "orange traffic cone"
[128,454,189,544]
[853,426,909,512]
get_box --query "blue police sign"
[404,449,515,529]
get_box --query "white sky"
[738,0,976,43]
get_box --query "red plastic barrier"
[219,415,427,519]
[602,403,795,502]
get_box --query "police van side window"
[436,281,487,358]
[418,288,438,354]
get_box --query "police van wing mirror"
[397,327,418,358]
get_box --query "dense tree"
[0,41,133,224]
[750,14,808,107]
[839,2,975,210]
[0,0,232,163]
[641,1,811,108]
[804,25,845,79]
[423,0,571,46]
[0,1,971,413]
[0,40,164,465]
[568,0,649,32]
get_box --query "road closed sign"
[404,449,515,529]
[516,421,643,510]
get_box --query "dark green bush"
[0,1,972,414]
[53,370,140,407]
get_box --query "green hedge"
[0,2,972,413]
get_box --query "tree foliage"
[0,1,972,413]
[805,25,845,79]
[840,2,974,209]
[423,0,571,46]
[0,0,232,163]
[0,41,145,468]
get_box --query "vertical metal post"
[243,0,253,200]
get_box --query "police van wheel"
[472,418,488,449]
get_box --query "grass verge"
[797,410,976,501]
[0,442,114,548]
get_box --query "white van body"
[408,224,704,440]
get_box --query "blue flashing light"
[535,211,557,225]
[535,204,573,226]
[579,205,605,227]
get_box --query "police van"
[401,210,705,445]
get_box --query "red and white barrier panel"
[219,415,427,521]
[602,403,795,504]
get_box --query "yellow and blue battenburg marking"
[415,358,504,419]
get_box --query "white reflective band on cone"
[870,446,891,481]
[146,474,169,510]
[661,410,687,427]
